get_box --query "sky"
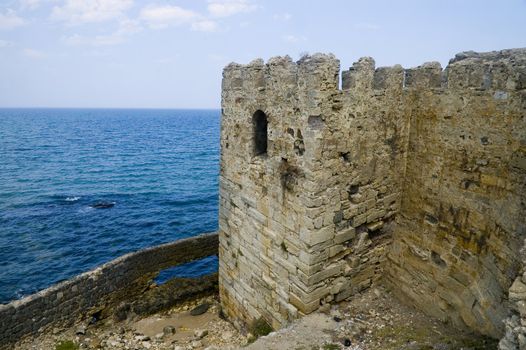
[0,0,525,109]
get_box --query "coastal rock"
[90,202,115,209]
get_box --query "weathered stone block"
[299,226,334,246]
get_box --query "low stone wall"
[0,232,219,349]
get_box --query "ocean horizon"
[0,108,221,304]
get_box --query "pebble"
[76,325,87,335]
[135,335,150,341]
[194,329,208,339]
[319,304,331,314]
[163,325,176,336]
[191,340,203,348]
[90,338,101,348]
[190,303,210,316]
[221,331,233,341]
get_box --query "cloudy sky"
[0,0,525,108]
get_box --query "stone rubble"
[13,286,501,350]
[14,295,248,350]
[245,286,497,350]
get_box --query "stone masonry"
[218,48,526,342]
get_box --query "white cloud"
[140,5,198,29]
[51,0,133,24]
[191,19,217,32]
[283,34,306,43]
[0,9,26,30]
[22,48,46,58]
[137,2,256,33]
[117,18,141,35]
[139,5,219,32]
[63,19,141,46]
[273,13,291,21]
[0,39,13,48]
[207,0,258,18]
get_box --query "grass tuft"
[322,343,340,350]
[247,316,273,343]
[55,340,79,350]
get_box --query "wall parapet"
[0,232,219,349]
[223,48,526,99]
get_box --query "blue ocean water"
[0,108,220,304]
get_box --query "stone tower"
[218,54,406,329]
[218,50,526,339]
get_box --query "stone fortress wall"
[218,48,526,345]
[0,233,219,349]
[1,48,523,350]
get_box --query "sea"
[0,108,220,304]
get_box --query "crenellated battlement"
[223,48,526,97]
